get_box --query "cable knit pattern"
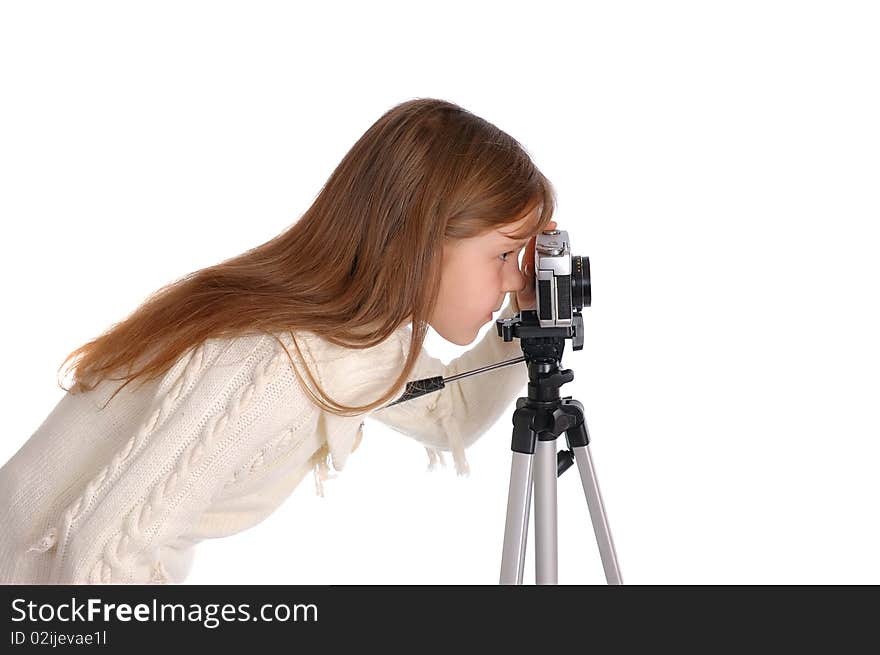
[26,342,210,561]
[0,294,529,583]
[226,419,311,486]
[84,347,286,584]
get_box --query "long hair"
[57,98,557,417]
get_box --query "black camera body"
[534,229,591,327]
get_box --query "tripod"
[382,308,621,584]
[497,311,623,585]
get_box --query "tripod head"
[493,308,584,406]
[381,309,584,408]
[496,308,584,357]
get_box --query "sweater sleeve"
[36,333,325,585]
[368,292,529,477]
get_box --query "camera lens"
[571,255,591,309]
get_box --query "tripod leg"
[534,438,559,584]
[571,444,623,585]
[500,452,534,584]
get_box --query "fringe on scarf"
[426,415,471,477]
[310,443,337,498]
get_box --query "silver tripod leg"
[572,444,623,585]
[500,438,623,585]
[499,452,533,584]
[534,439,558,584]
[499,439,559,585]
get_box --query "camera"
[534,229,591,328]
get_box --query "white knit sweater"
[0,296,527,584]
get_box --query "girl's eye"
[499,250,514,262]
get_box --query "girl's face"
[430,207,537,345]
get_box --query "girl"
[0,98,558,584]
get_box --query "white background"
[1,1,878,585]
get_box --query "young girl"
[0,98,558,584]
